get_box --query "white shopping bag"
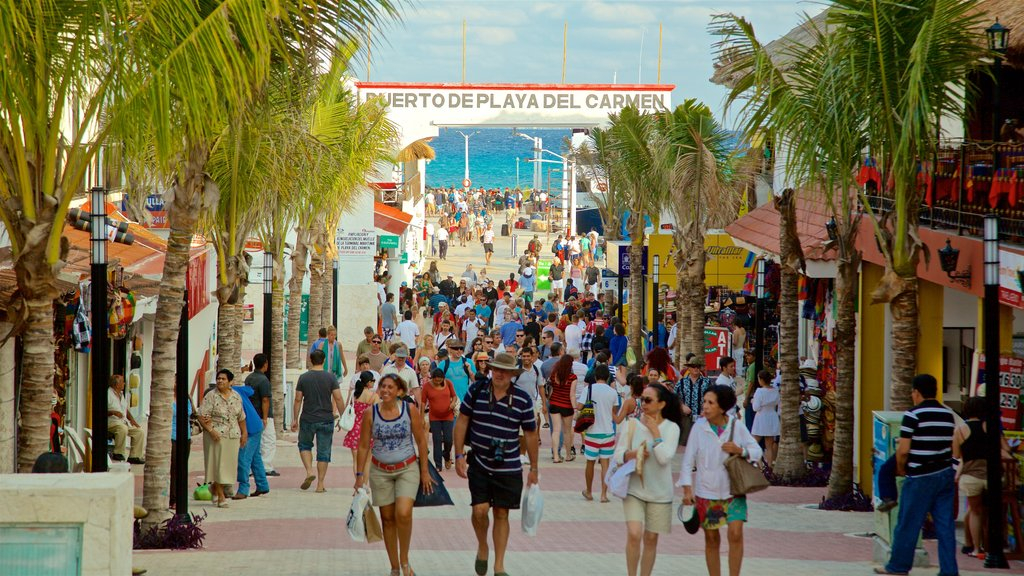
[339,402,356,432]
[520,484,544,537]
[605,459,636,500]
[346,488,371,542]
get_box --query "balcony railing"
[861,140,1024,243]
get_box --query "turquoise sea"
[425,127,572,190]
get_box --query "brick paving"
[135,229,1024,575]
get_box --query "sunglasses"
[483,340,493,344]
[641,397,656,404]
[516,333,525,337]
[372,340,382,344]
[450,346,464,350]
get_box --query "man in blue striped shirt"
[876,374,957,576]
[455,352,539,576]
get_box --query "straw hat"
[486,352,523,374]
[683,353,703,367]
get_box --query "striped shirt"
[900,399,956,476]
[461,380,537,475]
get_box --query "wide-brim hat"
[683,353,703,367]
[677,503,701,535]
[486,352,523,374]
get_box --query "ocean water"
[425,127,572,190]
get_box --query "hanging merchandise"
[72,281,92,352]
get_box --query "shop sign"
[998,249,1024,309]
[242,304,255,324]
[535,259,552,292]
[378,234,400,249]
[703,326,732,372]
[187,252,209,319]
[145,193,169,229]
[971,353,1023,430]
[282,294,310,344]
[336,227,376,259]
[617,244,648,275]
[400,252,409,264]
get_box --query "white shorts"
[552,279,565,290]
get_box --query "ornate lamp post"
[982,215,1009,569]
[987,19,1010,142]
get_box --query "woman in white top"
[679,384,763,576]
[750,370,780,466]
[612,384,683,576]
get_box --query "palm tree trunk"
[685,249,707,359]
[271,252,286,434]
[828,252,860,498]
[142,149,207,524]
[216,303,239,371]
[286,234,308,369]
[888,277,919,411]
[307,247,325,346]
[673,248,689,363]
[15,290,56,472]
[772,189,805,481]
[628,240,644,363]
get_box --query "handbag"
[188,397,202,437]
[339,390,356,432]
[573,384,595,433]
[724,421,769,496]
[414,461,454,507]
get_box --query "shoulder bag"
[573,384,595,433]
[724,421,769,496]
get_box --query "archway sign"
[335,83,673,348]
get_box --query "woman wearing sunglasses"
[613,384,683,576]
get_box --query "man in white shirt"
[564,311,585,352]
[107,374,146,463]
[715,356,740,416]
[436,225,450,260]
[382,346,420,405]
[514,346,544,461]
[494,294,513,330]
[577,363,620,501]
[394,310,421,359]
[454,295,473,318]
[566,347,589,385]
[462,307,486,345]
[482,224,496,265]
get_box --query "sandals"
[581,490,593,501]
[474,557,488,576]
[401,564,415,576]
[565,453,576,462]
[216,500,229,508]
[301,475,316,490]
[552,454,563,464]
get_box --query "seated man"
[107,374,146,464]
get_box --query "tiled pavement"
[136,232,1024,575]
[133,432,1022,575]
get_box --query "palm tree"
[711,11,868,493]
[603,107,665,361]
[827,0,988,410]
[653,100,734,362]
[110,2,400,523]
[574,129,624,242]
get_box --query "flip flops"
[581,491,593,501]
[474,557,487,576]
[301,475,316,490]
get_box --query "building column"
[858,262,887,495]
[916,280,944,399]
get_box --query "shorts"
[382,328,395,341]
[369,460,421,506]
[623,495,672,534]
[468,462,524,509]
[958,474,986,497]
[484,243,494,253]
[582,432,615,460]
[549,404,574,417]
[696,496,748,529]
[551,279,565,290]
[297,420,335,462]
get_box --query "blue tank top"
[371,402,416,464]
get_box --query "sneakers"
[876,498,897,512]
[266,470,281,477]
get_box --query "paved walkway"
[136,230,1023,575]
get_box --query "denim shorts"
[297,420,335,462]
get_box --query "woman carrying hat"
[679,384,762,576]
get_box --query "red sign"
[972,353,1023,431]
[187,252,209,319]
[704,326,732,372]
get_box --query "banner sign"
[971,353,1023,430]
[704,326,732,372]
[362,90,668,112]
[336,227,377,259]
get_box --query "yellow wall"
[646,232,756,327]
[917,281,944,400]
[859,262,887,495]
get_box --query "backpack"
[551,240,560,254]
[441,357,474,382]
[513,364,542,396]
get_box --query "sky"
[357,0,819,126]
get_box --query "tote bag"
[724,422,769,496]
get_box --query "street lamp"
[982,215,1009,569]
[458,131,478,190]
[754,258,767,378]
[90,186,109,472]
[263,251,273,360]
[516,131,544,193]
[528,146,577,235]
[987,19,1011,142]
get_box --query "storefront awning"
[725,195,835,262]
[374,201,413,235]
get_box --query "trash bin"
[501,224,510,236]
